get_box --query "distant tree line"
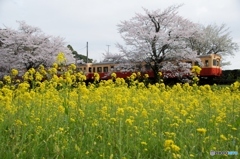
[67,45,93,63]
[216,69,240,84]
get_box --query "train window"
[103,67,108,72]
[89,67,92,72]
[84,67,86,70]
[186,61,192,66]
[213,59,217,66]
[93,67,95,72]
[136,64,142,70]
[194,61,200,66]
[145,64,151,70]
[217,60,219,66]
[205,60,209,67]
[111,66,114,71]
[97,67,102,73]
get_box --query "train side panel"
[200,67,222,77]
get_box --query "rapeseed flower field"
[0,63,239,159]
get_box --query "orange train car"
[75,53,222,81]
[197,54,222,77]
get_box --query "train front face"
[198,54,222,77]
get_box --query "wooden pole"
[86,42,88,63]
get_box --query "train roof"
[76,54,221,66]
[197,54,222,58]
[76,62,117,66]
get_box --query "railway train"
[75,53,222,84]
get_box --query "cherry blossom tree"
[188,24,239,65]
[102,52,127,63]
[0,21,75,78]
[116,5,202,82]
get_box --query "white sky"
[0,0,239,69]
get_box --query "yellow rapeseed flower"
[171,144,181,152]
[28,68,36,75]
[164,139,174,148]
[11,69,18,76]
[197,128,207,135]
[78,109,85,117]
[58,106,65,114]
[35,72,43,81]
[0,81,4,86]
[141,109,148,118]
[52,63,58,69]
[173,153,181,159]
[220,134,228,141]
[94,73,100,82]
[158,72,162,77]
[116,108,124,116]
[191,65,201,75]
[190,154,194,157]
[164,140,181,153]
[125,118,134,125]
[49,68,57,75]
[59,127,64,132]
[70,118,75,122]
[75,144,80,152]
[3,75,11,84]
[111,72,117,79]
[36,126,43,134]
[180,110,188,116]
[15,119,23,126]
[56,52,67,65]
[69,63,76,70]
[144,73,149,78]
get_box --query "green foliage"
[67,45,93,63]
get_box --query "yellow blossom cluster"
[191,65,202,75]
[56,52,67,65]
[93,72,100,82]
[197,128,207,135]
[11,69,19,77]
[111,72,116,80]
[0,63,239,158]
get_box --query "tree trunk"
[152,63,161,83]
